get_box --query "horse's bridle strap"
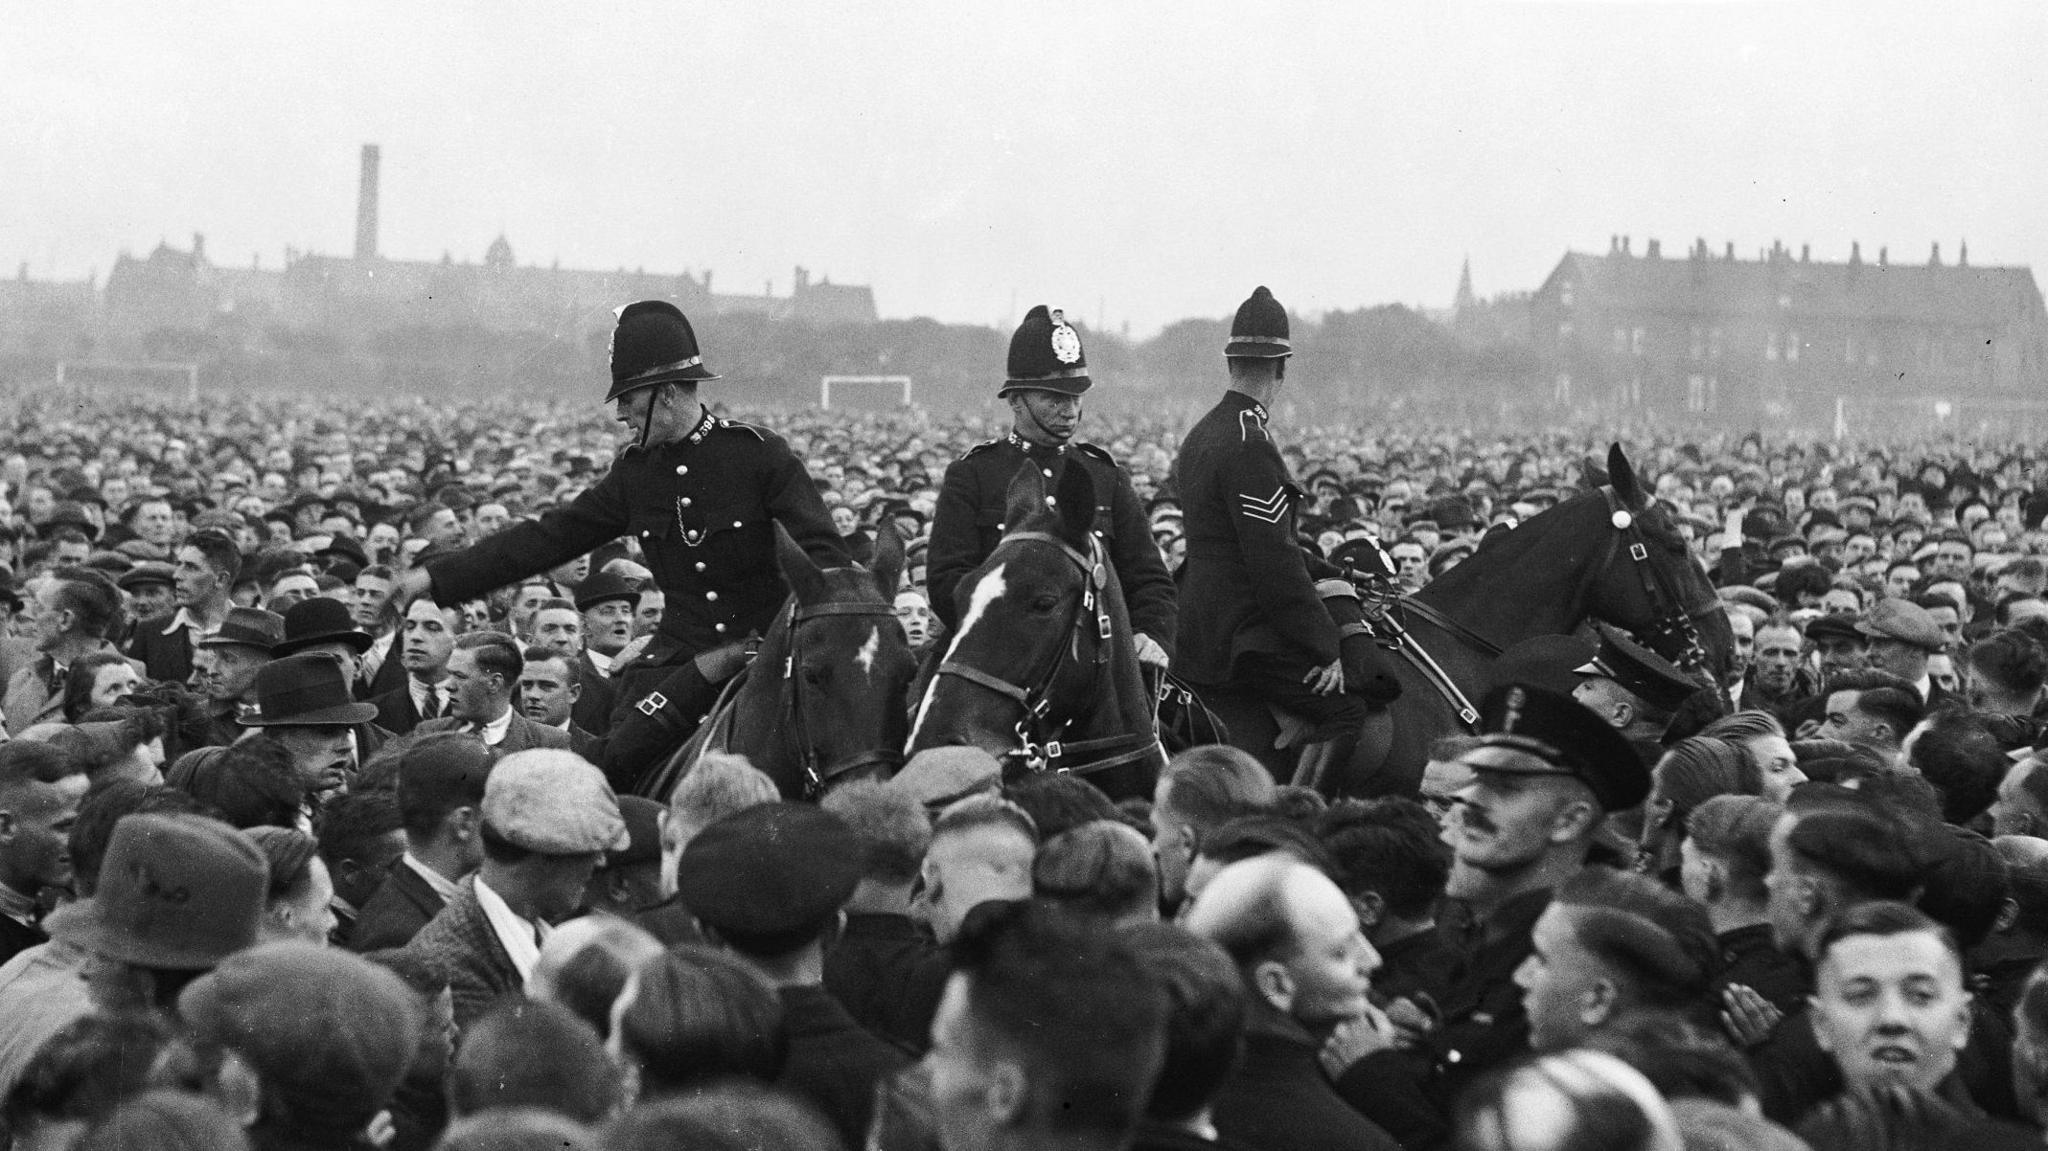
[936,660,1033,706]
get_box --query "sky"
[7,2,2045,337]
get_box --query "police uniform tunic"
[926,433,1177,655]
[428,407,847,659]
[1171,391,1341,687]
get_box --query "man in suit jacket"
[415,633,571,755]
[3,569,140,735]
[126,530,240,687]
[401,749,626,1029]
[372,599,460,736]
[350,734,495,953]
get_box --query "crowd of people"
[0,340,2044,1151]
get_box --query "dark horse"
[1209,444,1735,797]
[636,524,916,802]
[906,461,1167,801]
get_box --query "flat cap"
[675,802,862,942]
[118,561,176,591]
[481,750,628,855]
[1580,622,1704,712]
[1455,682,1649,812]
[1804,613,1867,645]
[890,746,1002,812]
[1856,597,1945,651]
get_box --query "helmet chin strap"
[1018,395,1075,446]
[635,385,663,451]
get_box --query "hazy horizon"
[8,2,2044,338]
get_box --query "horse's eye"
[802,666,827,685]
[1031,594,1060,612]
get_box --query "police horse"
[905,462,1168,801]
[636,525,917,802]
[1225,443,1735,797]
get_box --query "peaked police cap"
[1000,305,1092,398]
[1226,286,1291,358]
[606,300,721,402]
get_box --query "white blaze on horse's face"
[854,625,880,680]
[909,563,1008,745]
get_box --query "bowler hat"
[606,300,720,403]
[1225,286,1292,358]
[271,597,375,658]
[315,534,370,569]
[196,607,284,653]
[999,305,1091,398]
[1455,682,1648,812]
[1856,598,1945,651]
[240,653,379,727]
[676,802,862,945]
[44,813,268,970]
[574,571,641,612]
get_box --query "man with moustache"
[1339,682,1645,1140]
[926,304,1175,668]
[394,301,845,726]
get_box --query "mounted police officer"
[395,301,847,773]
[1171,287,1368,779]
[927,304,1176,667]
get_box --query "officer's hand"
[1133,634,1170,669]
[1382,995,1438,1049]
[1304,658,1346,696]
[1318,1005,1399,1079]
[392,568,432,606]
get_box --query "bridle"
[933,531,1165,775]
[778,598,905,797]
[1580,486,1723,675]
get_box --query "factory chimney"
[355,144,381,260]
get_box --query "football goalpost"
[820,375,913,411]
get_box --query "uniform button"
[639,529,649,538]
[679,497,692,507]
[1094,530,1104,537]
[675,465,688,476]
[1042,467,1053,478]
[714,623,727,634]
[694,562,706,572]
[687,531,699,542]
[732,520,743,528]
[705,590,719,602]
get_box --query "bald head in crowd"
[1184,855,1378,1037]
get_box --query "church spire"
[1454,256,1476,314]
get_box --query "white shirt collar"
[584,648,614,676]
[473,874,549,986]
[409,676,447,714]
[478,705,514,746]
[165,606,219,639]
[402,852,464,904]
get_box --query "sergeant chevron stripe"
[1239,486,1288,523]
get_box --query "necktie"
[420,685,440,720]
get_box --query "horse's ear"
[869,517,905,598]
[1581,454,1610,489]
[1608,444,1645,508]
[1003,461,1051,534]
[775,522,830,603]
[1052,458,1097,548]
